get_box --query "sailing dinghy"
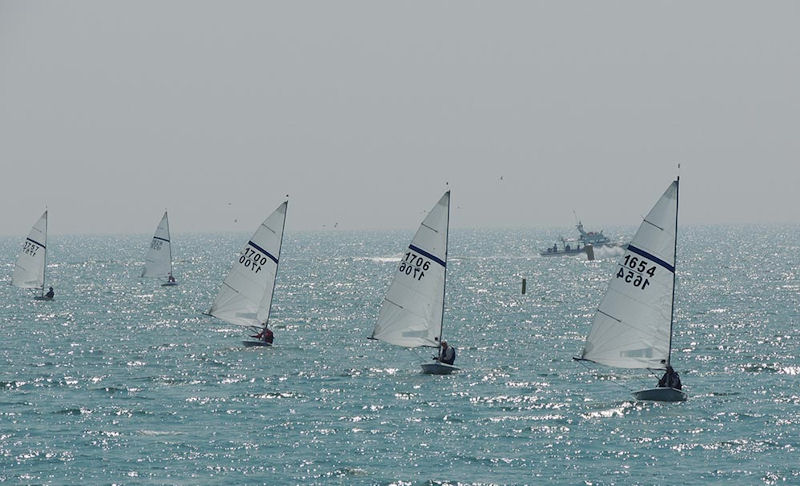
[207,201,287,347]
[13,211,52,301]
[370,191,459,375]
[575,178,687,402]
[141,211,178,286]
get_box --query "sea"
[0,226,798,485]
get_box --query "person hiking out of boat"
[657,365,681,389]
[435,341,455,365]
[167,273,176,283]
[45,287,54,299]
[251,325,274,344]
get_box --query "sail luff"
[667,177,679,365]
[264,200,288,327]
[42,209,48,294]
[166,212,174,277]
[438,190,451,346]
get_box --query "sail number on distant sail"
[398,250,432,281]
[615,253,657,290]
[150,239,163,251]
[22,240,41,257]
[239,245,273,274]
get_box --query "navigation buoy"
[521,278,527,294]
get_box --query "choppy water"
[1,226,798,484]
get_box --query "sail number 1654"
[398,251,431,281]
[616,254,657,290]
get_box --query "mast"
[265,199,288,328]
[666,176,679,366]
[42,210,48,297]
[438,191,450,347]
[166,211,174,278]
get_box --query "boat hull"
[242,341,272,347]
[161,281,178,287]
[632,387,687,402]
[421,362,459,375]
[33,296,53,301]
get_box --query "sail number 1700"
[398,251,431,281]
[616,254,656,290]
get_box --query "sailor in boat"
[251,325,274,345]
[45,286,54,299]
[167,273,176,284]
[434,341,456,365]
[657,365,682,390]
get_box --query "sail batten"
[13,211,48,290]
[579,181,679,370]
[209,201,287,328]
[371,192,450,348]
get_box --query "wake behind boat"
[575,177,687,402]
[207,200,287,347]
[370,191,460,375]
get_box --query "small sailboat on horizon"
[207,201,288,347]
[370,191,459,375]
[575,177,687,402]
[141,211,178,286]
[13,210,54,301]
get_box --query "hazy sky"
[1,1,798,235]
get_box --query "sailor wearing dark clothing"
[251,325,274,344]
[657,365,682,389]
[437,341,456,365]
[45,287,54,299]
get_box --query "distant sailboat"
[13,210,53,300]
[575,178,687,401]
[207,201,287,347]
[370,191,459,374]
[141,211,178,286]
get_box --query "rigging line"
[576,360,637,394]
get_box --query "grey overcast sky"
[1,1,798,235]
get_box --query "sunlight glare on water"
[0,226,798,484]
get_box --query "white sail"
[371,191,450,348]
[208,201,287,328]
[579,180,679,370]
[141,211,173,278]
[13,211,48,289]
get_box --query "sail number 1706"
[398,251,431,281]
[616,254,656,290]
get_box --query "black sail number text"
[616,254,657,290]
[398,251,431,281]
[22,241,40,257]
[239,246,269,274]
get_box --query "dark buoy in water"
[585,244,595,261]
[521,278,527,294]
